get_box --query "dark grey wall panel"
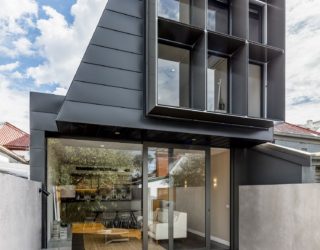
[247,149,302,185]
[57,101,273,141]
[267,0,285,49]
[74,63,142,90]
[231,0,248,38]
[231,45,248,115]
[30,166,45,183]
[91,27,143,54]
[66,81,143,110]
[30,130,45,149]
[106,0,143,18]
[30,112,59,132]
[191,33,206,110]
[30,92,64,114]
[30,148,46,167]
[146,0,157,112]
[99,10,143,37]
[267,54,285,120]
[82,45,143,72]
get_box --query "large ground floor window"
[47,138,230,250]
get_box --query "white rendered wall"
[0,173,42,250]
[240,184,320,250]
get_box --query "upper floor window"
[207,55,229,112]
[157,43,190,108]
[158,0,190,24]
[207,0,229,34]
[249,2,265,43]
[248,63,263,117]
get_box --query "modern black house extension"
[29,0,308,249]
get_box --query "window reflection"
[158,0,190,24]
[207,55,228,113]
[248,63,263,117]
[158,44,190,108]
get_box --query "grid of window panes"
[153,0,285,120]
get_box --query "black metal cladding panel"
[106,0,144,18]
[91,27,143,54]
[74,63,142,90]
[158,18,203,46]
[247,149,302,185]
[149,105,274,128]
[57,101,273,142]
[249,42,284,63]
[30,112,59,132]
[207,31,245,55]
[30,92,64,113]
[66,81,143,110]
[99,10,143,37]
[82,45,143,72]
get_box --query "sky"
[0,0,320,132]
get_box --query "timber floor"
[83,235,165,250]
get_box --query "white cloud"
[0,0,38,58]
[52,87,68,96]
[27,0,108,88]
[0,61,20,72]
[0,76,29,132]
[286,0,320,124]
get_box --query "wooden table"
[72,222,106,234]
[72,223,141,244]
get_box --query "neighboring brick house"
[0,122,30,163]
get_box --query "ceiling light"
[115,131,120,135]
[192,138,196,141]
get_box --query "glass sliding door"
[146,145,206,250]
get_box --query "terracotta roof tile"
[0,122,29,150]
[274,122,320,138]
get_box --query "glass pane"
[207,55,228,113]
[148,148,170,250]
[208,0,229,34]
[211,148,230,250]
[47,139,143,249]
[248,64,262,117]
[158,44,190,108]
[172,149,206,249]
[158,0,191,24]
[249,4,263,43]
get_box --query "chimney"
[307,120,313,128]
